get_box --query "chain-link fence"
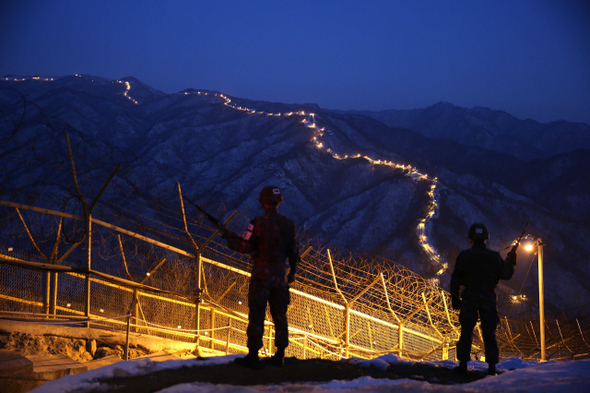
[1,197,458,361]
[3,197,590,362]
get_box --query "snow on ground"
[30,354,590,393]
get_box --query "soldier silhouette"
[222,186,299,368]
[450,223,516,375]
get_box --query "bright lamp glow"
[520,235,536,252]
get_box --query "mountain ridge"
[1,75,589,316]
[353,102,590,161]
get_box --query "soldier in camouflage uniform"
[450,223,516,375]
[223,186,299,368]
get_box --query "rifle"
[183,196,230,235]
[510,222,529,253]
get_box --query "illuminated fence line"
[0,197,456,361]
[0,253,452,361]
[3,257,587,362]
[2,198,589,361]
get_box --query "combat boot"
[487,363,496,375]
[271,347,285,367]
[235,350,260,369]
[454,360,467,374]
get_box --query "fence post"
[85,213,92,328]
[195,251,202,351]
[398,323,404,357]
[442,337,449,360]
[177,183,203,354]
[368,320,373,351]
[211,308,216,349]
[134,293,139,333]
[44,271,51,315]
[344,304,350,357]
[380,272,404,357]
[327,249,350,357]
[344,273,382,358]
[225,319,232,355]
[124,291,136,361]
[269,325,274,356]
[51,272,58,316]
[125,313,131,360]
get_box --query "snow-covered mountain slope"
[1,75,589,316]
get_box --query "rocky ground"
[0,330,152,363]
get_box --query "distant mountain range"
[1,74,589,316]
[355,102,590,161]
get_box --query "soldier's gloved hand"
[221,231,241,250]
[507,250,517,265]
[287,271,296,284]
[452,297,462,310]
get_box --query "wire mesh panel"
[132,291,196,342]
[0,264,45,313]
[90,277,135,328]
[349,310,399,355]
[56,272,86,316]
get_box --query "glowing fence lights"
[4,76,53,82]
[6,76,447,286]
[173,89,448,281]
[192,88,446,277]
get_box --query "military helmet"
[259,185,283,205]
[468,223,490,241]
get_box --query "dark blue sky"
[2,1,589,124]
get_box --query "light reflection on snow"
[28,354,590,393]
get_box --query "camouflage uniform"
[450,242,516,364]
[226,209,299,352]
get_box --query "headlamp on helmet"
[259,186,283,206]
[468,223,490,241]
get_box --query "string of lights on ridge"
[188,90,447,286]
[3,75,448,286]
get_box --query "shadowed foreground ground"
[90,356,489,392]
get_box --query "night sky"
[1,0,589,124]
